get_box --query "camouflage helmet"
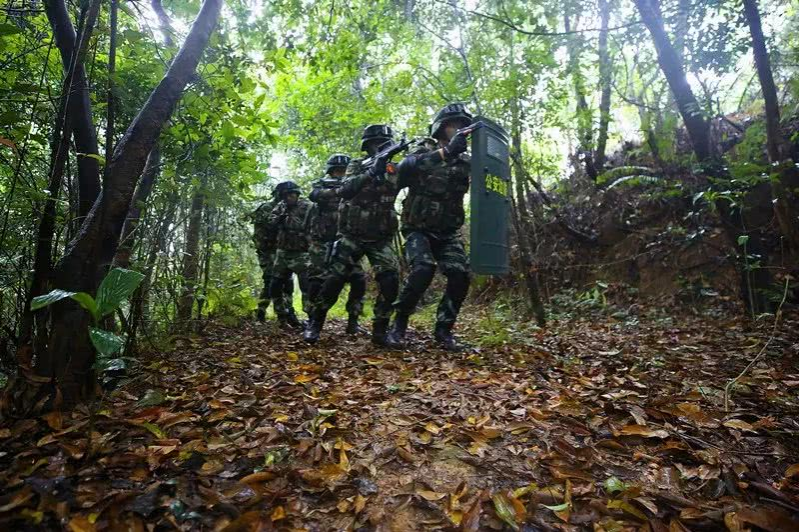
[360,124,394,152]
[429,103,473,139]
[325,153,351,174]
[274,180,301,199]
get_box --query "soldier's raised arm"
[339,159,371,200]
[267,200,287,228]
[309,179,329,203]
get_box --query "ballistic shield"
[469,116,510,275]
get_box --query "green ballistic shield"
[469,117,510,275]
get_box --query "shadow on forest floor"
[1,305,799,530]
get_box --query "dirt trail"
[1,307,798,530]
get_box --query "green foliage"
[31,269,144,369]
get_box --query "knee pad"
[445,271,470,298]
[411,263,436,284]
[375,270,399,300]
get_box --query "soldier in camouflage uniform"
[390,103,474,351]
[307,154,368,334]
[304,125,401,347]
[268,181,313,329]
[252,185,293,322]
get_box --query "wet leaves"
[1,310,798,529]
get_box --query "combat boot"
[371,319,391,347]
[388,313,409,346]
[285,310,304,330]
[434,322,463,352]
[303,311,327,344]
[346,314,365,335]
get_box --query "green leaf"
[89,327,125,357]
[0,23,22,36]
[137,389,166,407]
[31,289,99,320]
[542,502,570,512]
[96,268,145,317]
[70,292,99,322]
[491,492,521,531]
[76,152,106,166]
[139,422,166,439]
[604,476,627,495]
[0,111,19,126]
[737,235,749,246]
[31,289,76,311]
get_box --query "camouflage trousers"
[316,235,399,322]
[394,231,470,327]
[257,248,293,320]
[307,239,366,317]
[270,249,311,318]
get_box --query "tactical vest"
[310,179,342,242]
[276,199,312,251]
[338,161,399,241]
[401,153,470,234]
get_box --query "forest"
[1,0,798,529]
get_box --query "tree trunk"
[104,0,118,179]
[509,83,546,325]
[44,0,101,220]
[634,0,773,314]
[594,0,612,171]
[564,13,597,181]
[20,0,101,350]
[742,0,799,250]
[151,0,175,46]
[5,0,223,414]
[176,184,205,326]
[113,146,160,269]
[633,0,711,160]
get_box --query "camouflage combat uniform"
[252,198,292,321]
[307,177,366,319]
[307,159,401,341]
[392,146,471,334]
[268,197,313,321]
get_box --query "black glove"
[443,132,468,158]
[367,156,388,179]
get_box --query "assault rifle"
[317,177,342,189]
[456,120,485,137]
[362,134,412,170]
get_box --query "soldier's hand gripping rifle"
[441,121,485,159]
[316,177,342,198]
[363,134,412,184]
[457,121,485,137]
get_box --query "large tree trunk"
[5,0,223,414]
[633,0,711,160]
[564,13,597,181]
[176,184,205,326]
[634,0,773,314]
[20,0,102,350]
[113,146,161,269]
[742,0,799,250]
[594,0,612,171]
[44,0,101,220]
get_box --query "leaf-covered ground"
[2,305,799,531]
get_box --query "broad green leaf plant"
[30,268,145,370]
